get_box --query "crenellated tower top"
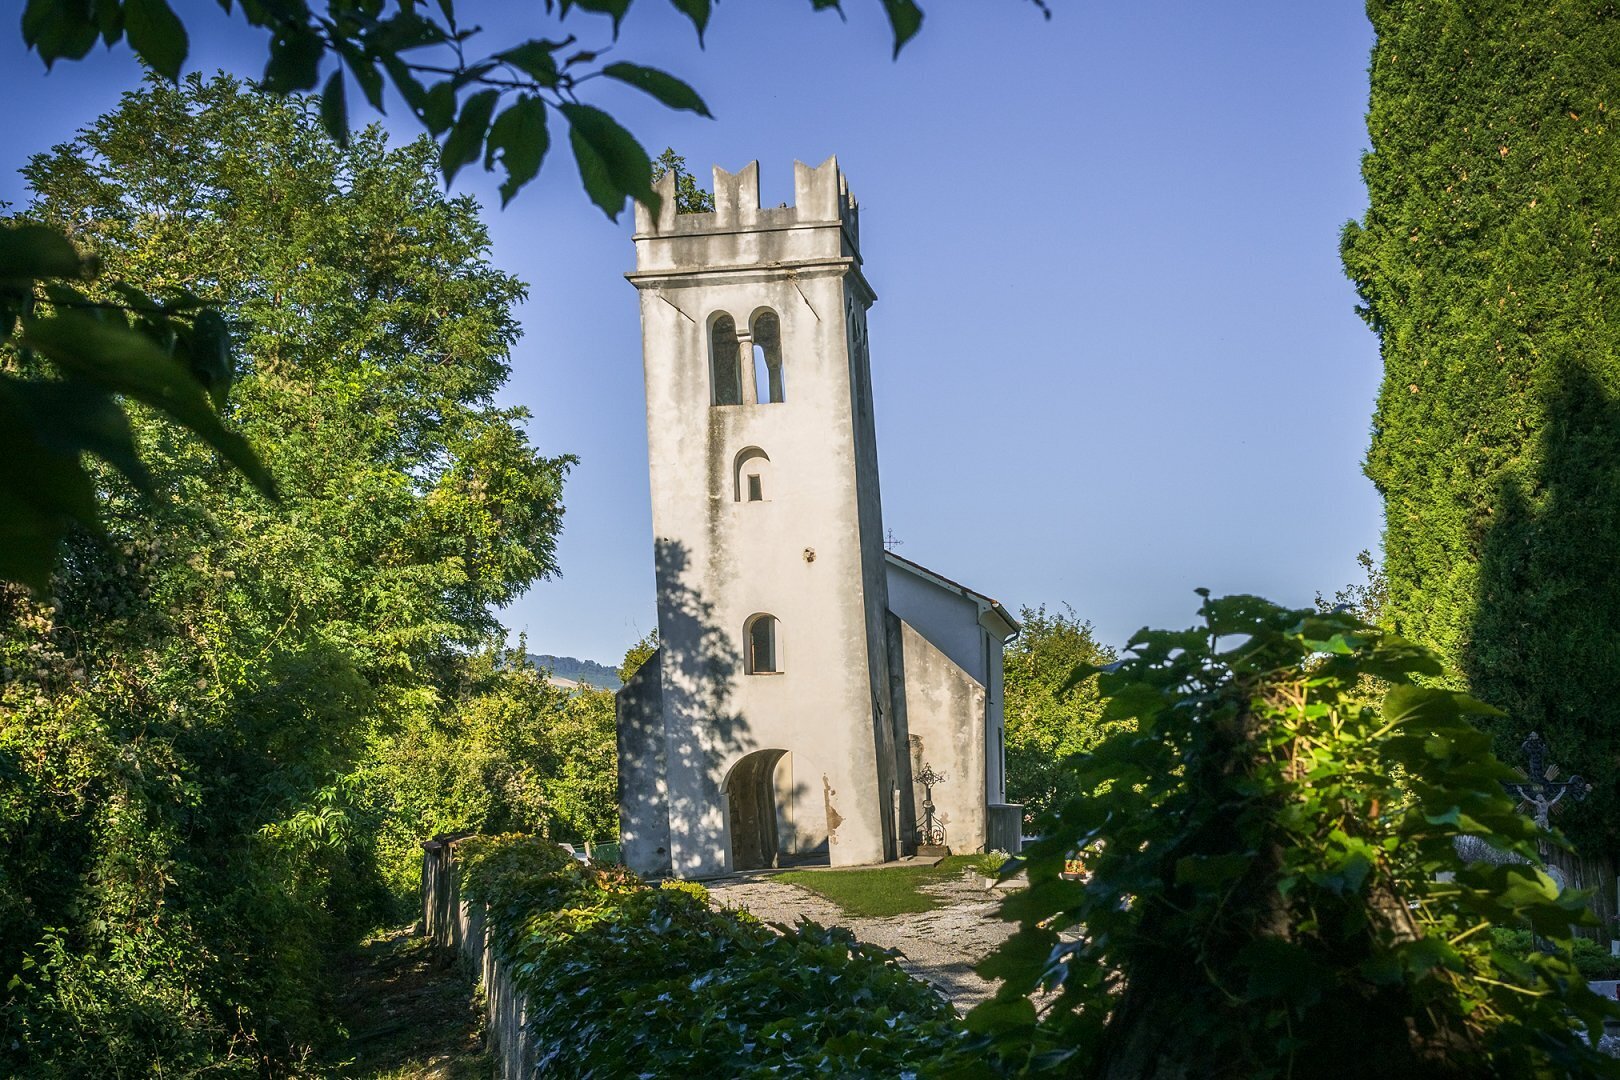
[630,157,864,283]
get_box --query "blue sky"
[2,3,1382,664]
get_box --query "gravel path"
[705,867,1020,1011]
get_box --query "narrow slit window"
[733,447,771,502]
[752,342,769,405]
[747,614,779,674]
[710,314,741,406]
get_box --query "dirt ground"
[705,866,1020,1010]
[328,926,490,1079]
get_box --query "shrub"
[1493,928,1620,982]
[454,835,961,1077]
[966,595,1620,1079]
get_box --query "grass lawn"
[776,853,1006,918]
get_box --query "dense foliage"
[1001,604,1117,823]
[968,595,1618,1079]
[1342,2,1620,921]
[0,77,611,1075]
[455,834,963,1077]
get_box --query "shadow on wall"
[1468,358,1620,940]
[658,537,812,874]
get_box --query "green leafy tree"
[1341,1,1620,931]
[618,628,659,684]
[1,75,569,1074]
[653,148,716,214]
[968,595,1619,1079]
[364,648,620,898]
[1001,604,1116,824]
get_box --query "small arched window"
[733,446,771,502]
[710,313,742,406]
[745,614,780,674]
[750,309,784,403]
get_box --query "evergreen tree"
[1343,1,1620,928]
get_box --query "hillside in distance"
[526,654,621,690]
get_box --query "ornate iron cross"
[916,762,948,848]
[1502,731,1591,831]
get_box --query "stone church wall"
[887,614,989,853]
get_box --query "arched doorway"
[725,749,788,870]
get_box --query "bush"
[455,835,962,1077]
[967,595,1620,1079]
[1493,928,1620,982]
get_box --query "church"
[615,158,1022,879]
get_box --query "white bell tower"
[618,158,902,877]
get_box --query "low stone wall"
[421,835,534,1080]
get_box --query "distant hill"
[526,654,621,690]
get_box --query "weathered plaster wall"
[615,649,669,876]
[886,561,1014,810]
[887,566,988,682]
[626,159,893,877]
[889,615,989,853]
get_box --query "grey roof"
[884,551,1021,640]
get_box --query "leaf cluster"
[1002,603,1118,823]
[0,223,272,594]
[454,834,966,1077]
[964,594,1620,1079]
[21,1,941,218]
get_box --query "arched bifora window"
[710,313,742,406]
[750,309,785,403]
[745,613,780,674]
[734,446,771,502]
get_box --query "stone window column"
[736,331,758,405]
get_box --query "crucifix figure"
[1502,731,1591,832]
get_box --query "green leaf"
[186,308,233,405]
[0,225,88,283]
[1381,683,1461,730]
[879,0,924,58]
[440,88,500,186]
[963,993,1037,1036]
[0,377,111,592]
[601,62,712,118]
[484,96,550,207]
[22,0,101,66]
[1174,852,1252,889]
[21,312,275,499]
[560,103,654,221]
[418,81,458,135]
[92,0,124,46]
[494,40,561,86]
[669,0,712,42]
[262,25,324,93]
[125,0,188,79]
[320,68,349,147]
[338,45,385,113]
[567,0,633,34]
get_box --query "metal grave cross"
[1502,731,1591,831]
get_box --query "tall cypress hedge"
[1342,0,1620,924]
